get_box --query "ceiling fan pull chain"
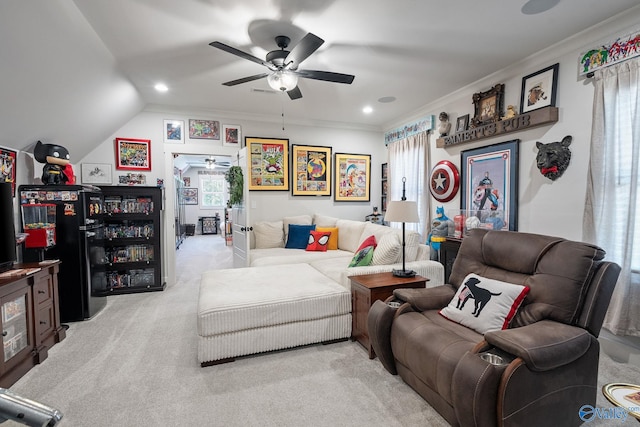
[281,98,286,131]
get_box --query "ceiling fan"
[204,156,231,169]
[209,32,355,100]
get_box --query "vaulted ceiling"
[1,1,639,160]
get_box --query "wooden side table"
[350,272,428,358]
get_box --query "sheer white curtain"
[388,132,429,238]
[583,58,640,336]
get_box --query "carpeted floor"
[6,234,640,426]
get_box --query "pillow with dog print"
[439,273,529,335]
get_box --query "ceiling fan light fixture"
[267,70,298,92]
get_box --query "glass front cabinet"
[0,287,32,373]
[99,186,166,295]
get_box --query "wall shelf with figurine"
[436,106,558,148]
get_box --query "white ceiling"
[1,1,639,161]
[72,0,640,129]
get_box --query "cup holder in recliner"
[387,301,401,309]
[479,350,513,367]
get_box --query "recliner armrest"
[484,320,593,371]
[392,284,456,311]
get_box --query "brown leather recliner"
[368,229,620,427]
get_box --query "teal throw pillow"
[285,224,316,249]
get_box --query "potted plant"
[225,166,243,206]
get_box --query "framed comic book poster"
[460,139,519,231]
[0,147,17,196]
[334,153,370,202]
[115,138,151,171]
[291,144,331,196]
[247,137,289,191]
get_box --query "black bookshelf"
[98,186,165,294]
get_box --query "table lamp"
[384,177,419,277]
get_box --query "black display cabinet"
[98,186,165,294]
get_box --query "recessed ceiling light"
[154,83,168,92]
[378,96,396,103]
[363,106,373,114]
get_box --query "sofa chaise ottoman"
[198,263,351,365]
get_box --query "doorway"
[163,149,236,287]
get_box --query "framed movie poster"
[291,144,331,196]
[334,153,371,202]
[460,139,519,231]
[247,137,289,191]
[115,138,152,171]
[0,147,17,196]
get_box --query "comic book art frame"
[189,119,220,140]
[179,188,198,205]
[0,147,17,196]
[114,138,152,171]
[334,153,371,202]
[291,144,332,196]
[163,119,185,143]
[460,139,519,231]
[247,137,289,191]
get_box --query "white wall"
[385,11,640,242]
[79,108,385,285]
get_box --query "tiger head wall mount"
[535,135,572,181]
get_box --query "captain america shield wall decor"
[429,160,460,202]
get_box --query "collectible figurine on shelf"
[427,206,452,261]
[438,112,452,137]
[501,105,517,120]
[34,140,75,185]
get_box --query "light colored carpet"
[6,234,640,426]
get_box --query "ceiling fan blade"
[285,33,324,69]
[210,41,275,70]
[296,70,355,84]
[222,73,269,86]
[287,86,302,100]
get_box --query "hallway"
[174,234,233,286]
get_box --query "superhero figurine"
[33,140,75,185]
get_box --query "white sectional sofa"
[197,213,444,366]
[249,213,445,289]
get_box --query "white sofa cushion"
[313,214,339,227]
[250,247,353,267]
[335,219,366,252]
[404,230,421,262]
[372,232,401,265]
[253,220,284,249]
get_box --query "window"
[200,174,225,208]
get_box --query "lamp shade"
[267,70,298,92]
[384,200,419,223]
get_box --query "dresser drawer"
[33,275,53,306]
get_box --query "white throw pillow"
[253,221,284,249]
[371,232,401,265]
[439,274,530,334]
[313,214,339,227]
[335,219,366,253]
